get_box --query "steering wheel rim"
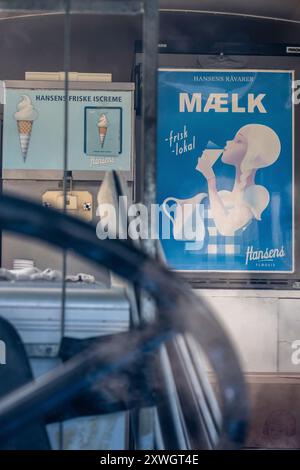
[0,193,249,449]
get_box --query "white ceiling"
[160,0,300,22]
[0,1,299,23]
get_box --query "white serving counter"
[0,281,131,450]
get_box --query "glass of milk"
[196,140,223,171]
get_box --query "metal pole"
[137,0,159,448]
[141,0,159,259]
[139,0,159,329]
[59,0,71,450]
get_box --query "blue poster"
[3,89,132,172]
[157,69,294,272]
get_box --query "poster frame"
[135,45,300,288]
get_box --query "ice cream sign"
[2,87,133,173]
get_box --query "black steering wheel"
[0,193,249,449]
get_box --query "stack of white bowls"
[13,259,35,270]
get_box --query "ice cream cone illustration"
[14,95,38,162]
[97,113,109,148]
[99,126,107,147]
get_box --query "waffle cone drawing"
[17,120,33,162]
[14,95,38,162]
[99,126,107,148]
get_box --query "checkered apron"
[203,206,242,257]
[184,193,257,259]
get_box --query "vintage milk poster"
[157,69,294,272]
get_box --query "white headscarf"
[237,124,281,220]
[239,124,281,176]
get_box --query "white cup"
[196,149,222,172]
